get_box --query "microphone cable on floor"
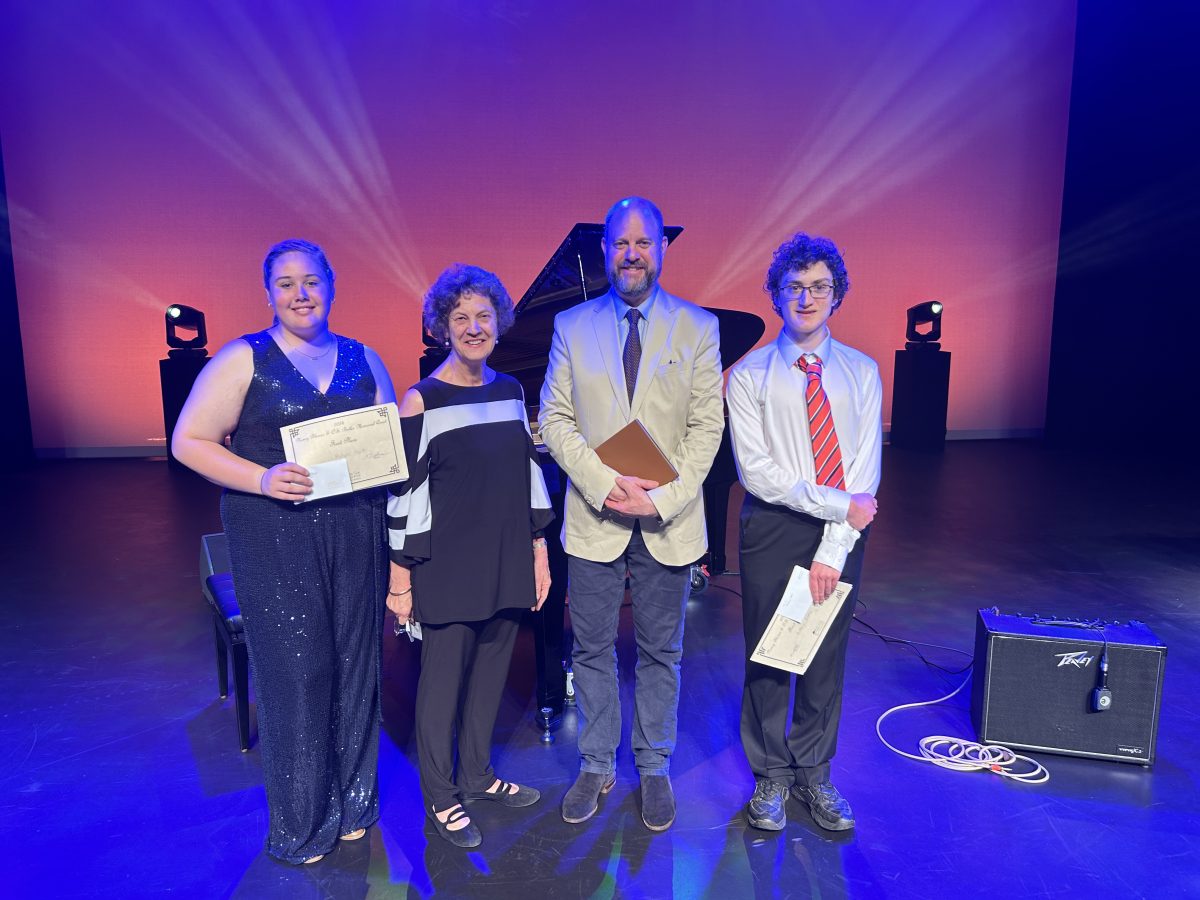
[873,670,1049,783]
[854,615,1050,784]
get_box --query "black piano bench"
[199,545,253,752]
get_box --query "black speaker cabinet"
[890,348,950,449]
[970,609,1166,765]
[160,352,209,467]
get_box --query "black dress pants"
[738,494,868,787]
[415,609,522,812]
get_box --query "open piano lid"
[427,223,766,397]
[513,222,682,315]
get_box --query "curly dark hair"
[764,233,850,311]
[423,263,515,343]
[262,238,335,290]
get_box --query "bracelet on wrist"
[388,587,412,597]
[259,469,270,496]
[531,537,547,549]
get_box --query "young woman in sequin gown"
[173,239,396,865]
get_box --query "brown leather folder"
[594,420,679,485]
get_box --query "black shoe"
[427,804,483,848]
[639,774,675,832]
[562,772,616,824]
[463,779,541,808]
[790,782,855,831]
[746,779,788,831]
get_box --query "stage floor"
[2,442,1197,899]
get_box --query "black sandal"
[427,804,482,848]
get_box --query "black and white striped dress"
[386,373,554,624]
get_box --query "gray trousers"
[567,526,691,776]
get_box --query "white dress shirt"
[726,327,883,571]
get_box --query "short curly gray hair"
[423,264,515,343]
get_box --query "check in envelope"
[280,402,407,502]
[750,566,853,676]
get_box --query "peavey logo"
[1118,746,1145,756]
[1055,651,1095,668]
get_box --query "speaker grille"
[971,611,1165,764]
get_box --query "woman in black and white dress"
[386,264,553,848]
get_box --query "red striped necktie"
[796,353,846,490]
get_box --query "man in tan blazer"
[539,197,723,831]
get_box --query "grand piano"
[420,224,764,722]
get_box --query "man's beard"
[612,264,656,300]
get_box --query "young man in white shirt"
[726,233,882,832]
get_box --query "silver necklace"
[279,330,335,360]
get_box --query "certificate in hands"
[749,566,853,675]
[280,402,407,502]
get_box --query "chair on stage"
[199,533,252,752]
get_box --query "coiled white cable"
[875,673,1050,784]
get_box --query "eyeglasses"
[779,280,834,301]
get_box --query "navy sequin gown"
[220,330,386,864]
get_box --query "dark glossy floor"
[2,442,1198,899]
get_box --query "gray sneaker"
[790,781,855,831]
[746,779,788,831]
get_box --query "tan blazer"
[539,287,724,566]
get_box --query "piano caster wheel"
[689,564,709,594]
[539,706,555,744]
[565,669,575,704]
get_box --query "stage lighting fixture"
[892,300,950,449]
[165,304,208,354]
[905,300,943,349]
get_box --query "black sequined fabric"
[220,330,385,864]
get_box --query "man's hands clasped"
[604,476,661,518]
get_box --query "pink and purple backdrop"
[0,0,1076,454]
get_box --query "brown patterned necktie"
[796,353,846,489]
[623,308,642,403]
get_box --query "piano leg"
[702,418,736,577]
[703,478,731,577]
[533,455,569,723]
[533,542,568,720]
